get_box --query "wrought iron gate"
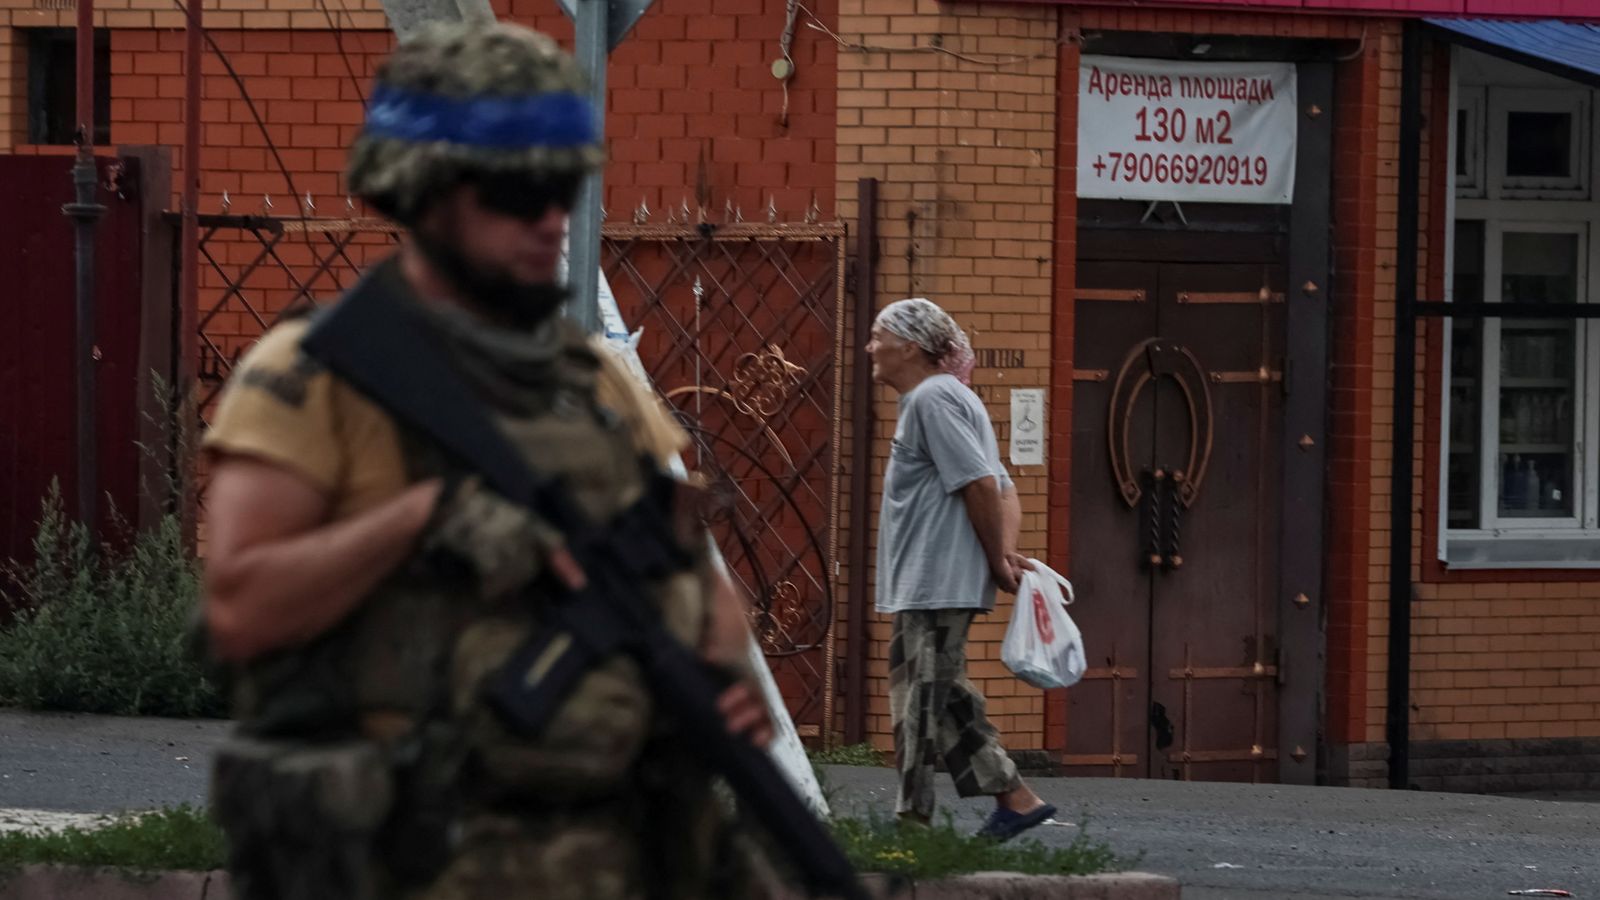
[173,212,847,740]
[602,221,846,737]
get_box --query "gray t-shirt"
[875,374,1013,614]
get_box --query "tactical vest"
[210,294,754,900]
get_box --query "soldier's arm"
[203,455,442,662]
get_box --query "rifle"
[301,261,867,900]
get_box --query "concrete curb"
[0,867,1180,899]
[0,867,226,900]
[910,872,1179,899]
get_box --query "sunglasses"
[471,173,583,222]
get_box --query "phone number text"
[1090,152,1270,187]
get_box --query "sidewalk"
[818,764,1599,900]
[2,710,1595,899]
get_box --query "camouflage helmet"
[347,21,603,223]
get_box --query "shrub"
[0,486,223,718]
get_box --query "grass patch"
[0,806,226,873]
[808,742,886,767]
[0,806,1126,884]
[831,814,1127,880]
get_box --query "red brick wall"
[835,0,1062,749]
[1325,29,1383,746]
[10,0,840,417]
[93,0,837,217]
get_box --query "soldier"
[200,22,777,900]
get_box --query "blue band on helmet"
[362,84,597,150]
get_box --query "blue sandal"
[975,803,1057,841]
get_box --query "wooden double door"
[1065,219,1314,783]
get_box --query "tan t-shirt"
[204,317,690,517]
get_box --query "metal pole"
[63,0,105,527]
[180,0,202,392]
[565,0,607,334]
[1387,19,1423,791]
[844,177,878,745]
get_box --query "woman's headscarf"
[874,297,975,386]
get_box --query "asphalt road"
[2,709,1596,899]
[0,710,225,813]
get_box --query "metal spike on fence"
[665,203,677,225]
[765,195,778,224]
[724,198,735,223]
[261,194,274,216]
[600,205,608,223]
[696,204,707,225]
[302,191,316,216]
[805,193,821,224]
[680,197,692,224]
[220,190,231,213]
[734,204,745,224]
[346,195,356,215]
[634,198,650,225]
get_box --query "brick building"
[7,0,1600,791]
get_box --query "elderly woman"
[866,298,1055,840]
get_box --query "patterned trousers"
[888,609,1021,821]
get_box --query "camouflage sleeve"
[203,320,344,494]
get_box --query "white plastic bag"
[1000,560,1085,690]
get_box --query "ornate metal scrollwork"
[729,344,805,418]
[1107,338,1215,510]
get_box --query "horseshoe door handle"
[1107,338,1215,512]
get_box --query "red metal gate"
[602,220,846,737]
[0,155,148,574]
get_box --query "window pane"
[1505,111,1573,179]
[1456,108,1469,178]
[1496,231,1579,520]
[1448,221,1484,529]
[26,29,110,146]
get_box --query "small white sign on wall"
[1010,388,1045,467]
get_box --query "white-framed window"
[1442,51,1600,568]
[1448,222,1595,528]
[1489,88,1590,199]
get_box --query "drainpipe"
[62,0,105,527]
[844,177,878,745]
[1387,19,1423,791]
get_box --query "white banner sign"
[1077,56,1297,204]
[1009,388,1045,468]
